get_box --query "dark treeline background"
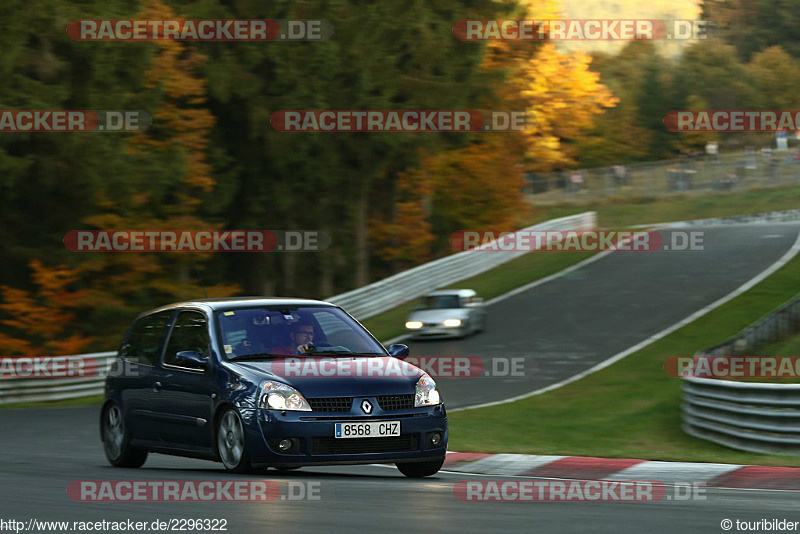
[0,0,797,353]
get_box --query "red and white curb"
[444,452,800,490]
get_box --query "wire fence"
[525,148,800,202]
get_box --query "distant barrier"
[0,352,114,405]
[682,293,800,455]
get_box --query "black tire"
[102,402,147,468]
[396,456,445,478]
[216,407,253,473]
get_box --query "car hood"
[228,356,423,397]
[406,309,469,323]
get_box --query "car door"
[119,310,175,442]
[466,296,486,330]
[150,310,216,449]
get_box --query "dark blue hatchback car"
[101,298,448,477]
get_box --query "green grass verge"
[448,251,800,466]
[758,326,800,358]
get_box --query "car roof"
[139,296,337,317]
[422,289,476,298]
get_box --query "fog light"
[430,433,442,446]
[278,439,293,451]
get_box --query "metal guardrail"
[699,294,800,357]
[326,211,597,320]
[0,352,115,405]
[682,378,800,455]
[673,209,800,228]
[0,212,596,405]
[682,294,800,455]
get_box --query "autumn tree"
[76,0,239,348]
[702,0,800,61]
[746,46,800,109]
[383,0,616,254]
[0,260,93,356]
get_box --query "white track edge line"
[450,228,800,413]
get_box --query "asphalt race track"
[2,223,800,533]
[1,407,799,533]
[409,224,800,408]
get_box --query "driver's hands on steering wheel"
[294,343,315,355]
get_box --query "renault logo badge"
[361,399,373,414]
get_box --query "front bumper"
[245,402,448,467]
[406,325,467,338]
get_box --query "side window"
[164,311,211,367]
[120,311,173,366]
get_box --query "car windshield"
[217,306,386,359]
[420,295,462,309]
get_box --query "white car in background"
[404,289,487,339]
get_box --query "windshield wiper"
[306,348,353,355]
[230,353,282,361]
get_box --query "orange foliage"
[0,260,93,356]
[129,0,216,201]
[370,167,436,265]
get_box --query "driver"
[271,320,316,355]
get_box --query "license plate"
[335,421,400,439]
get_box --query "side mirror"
[388,344,410,360]
[175,350,208,370]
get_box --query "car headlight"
[443,319,462,327]
[258,380,311,411]
[405,321,423,329]
[414,374,441,407]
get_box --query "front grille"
[377,394,415,411]
[307,397,353,413]
[312,434,420,455]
